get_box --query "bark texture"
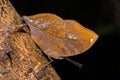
[0,0,60,80]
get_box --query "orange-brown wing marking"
[64,20,99,56]
[23,13,66,38]
[26,19,98,59]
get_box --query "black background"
[10,0,120,80]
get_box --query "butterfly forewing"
[23,13,66,38]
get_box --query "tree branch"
[0,0,60,80]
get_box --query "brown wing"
[25,19,98,59]
[23,13,66,38]
[64,20,99,56]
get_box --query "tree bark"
[0,0,60,80]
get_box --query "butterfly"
[23,13,98,67]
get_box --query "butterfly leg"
[42,56,53,68]
[32,56,53,79]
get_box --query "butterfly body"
[23,13,98,59]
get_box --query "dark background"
[10,0,120,80]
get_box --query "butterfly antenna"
[64,58,83,68]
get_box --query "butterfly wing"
[23,13,66,38]
[64,20,98,55]
[24,18,98,59]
